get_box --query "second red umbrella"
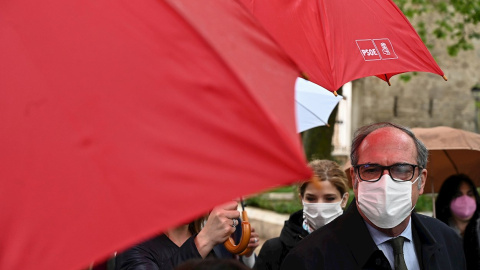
[240,0,446,93]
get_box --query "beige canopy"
[412,126,480,194]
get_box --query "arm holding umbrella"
[222,199,260,268]
[195,201,241,257]
[115,202,242,270]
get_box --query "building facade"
[333,38,480,162]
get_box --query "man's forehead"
[363,127,411,143]
[357,127,416,162]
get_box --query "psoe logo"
[356,38,398,61]
[380,42,390,55]
[373,38,398,60]
[356,39,381,61]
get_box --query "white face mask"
[303,194,346,230]
[357,174,420,229]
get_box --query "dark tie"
[389,236,408,270]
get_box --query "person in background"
[115,201,259,270]
[254,159,349,270]
[281,122,466,270]
[435,174,480,269]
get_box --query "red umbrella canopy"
[0,0,312,269]
[239,0,445,92]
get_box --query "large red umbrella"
[0,0,312,269]
[239,0,446,93]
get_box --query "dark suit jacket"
[280,200,466,270]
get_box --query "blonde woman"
[254,160,349,270]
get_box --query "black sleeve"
[116,235,202,270]
[254,238,282,270]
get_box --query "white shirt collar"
[365,217,413,245]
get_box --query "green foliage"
[302,126,335,161]
[395,0,480,56]
[246,192,302,214]
[399,71,420,82]
[416,194,434,213]
[301,88,342,161]
[268,185,298,193]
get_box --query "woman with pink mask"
[435,174,480,270]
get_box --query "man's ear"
[418,168,427,194]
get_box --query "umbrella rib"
[384,74,391,86]
[296,101,328,126]
[443,150,459,174]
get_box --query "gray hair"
[350,122,428,169]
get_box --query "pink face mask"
[450,195,477,219]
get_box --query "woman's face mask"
[303,193,346,231]
[450,195,477,220]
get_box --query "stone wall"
[350,30,480,133]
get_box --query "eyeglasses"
[354,163,421,182]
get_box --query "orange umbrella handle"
[223,210,251,254]
[238,246,253,256]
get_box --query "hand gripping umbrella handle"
[223,210,252,255]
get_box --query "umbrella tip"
[384,74,391,86]
[301,72,310,80]
[333,91,338,96]
[442,75,448,81]
[311,174,323,189]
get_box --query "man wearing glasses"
[281,122,465,270]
